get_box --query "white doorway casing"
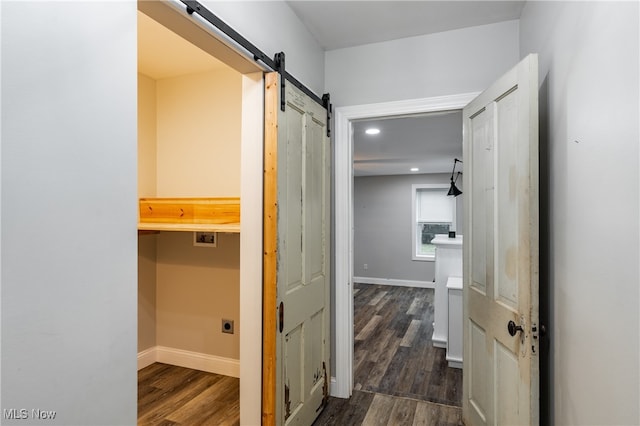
[332,92,480,398]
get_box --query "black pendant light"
[448,158,463,197]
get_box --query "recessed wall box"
[222,319,234,334]
[194,232,217,247]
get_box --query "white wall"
[520,2,639,424]
[239,71,265,426]
[203,0,325,96]
[325,20,519,107]
[1,2,137,425]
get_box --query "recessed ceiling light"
[365,128,380,135]
[410,167,419,172]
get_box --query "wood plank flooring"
[313,391,462,426]
[352,283,462,406]
[138,363,239,426]
[138,284,461,426]
[314,283,462,425]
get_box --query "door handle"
[507,320,524,336]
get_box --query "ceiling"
[286,0,524,176]
[138,2,525,176]
[353,111,462,177]
[286,1,525,50]
[138,11,227,80]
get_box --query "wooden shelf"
[138,197,240,233]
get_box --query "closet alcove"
[137,9,242,378]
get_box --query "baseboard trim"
[329,376,343,398]
[138,346,157,371]
[432,338,447,349]
[137,346,240,378]
[353,276,435,289]
[446,355,463,369]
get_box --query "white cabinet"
[446,276,463,368]
[431,234,463,348]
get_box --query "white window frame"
[411,183,456,261]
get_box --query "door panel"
[283,102,304,294]
[495,89,520,309]
[463,54,539,426]
[468,319,490,423]
[495,340,520,425]
[263,72,330,426]
[470,107,492,297]
[285,324,304,418]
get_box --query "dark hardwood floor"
[313,390,462,426]
[315,283,462,425]
[138,363,239,426]
[137,283,461,425]
[352,283,462,406]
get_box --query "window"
[411,184,456,261]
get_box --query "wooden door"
[462,54,539,425]
[263,72,331,425]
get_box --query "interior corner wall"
[354,174,463,283]
[138,74,158,354]
[520,2,639,425]
[1,2,138,425]
[138,73,157,199]
[138,235,157,352]
[200,0,325,96]
[324,20,519,107]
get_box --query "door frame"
[332,92,480,398]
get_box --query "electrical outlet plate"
[221,319,234,334]
[194,232,217,247]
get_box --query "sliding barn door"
[263,72,331,425]
[462,54,539,425]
